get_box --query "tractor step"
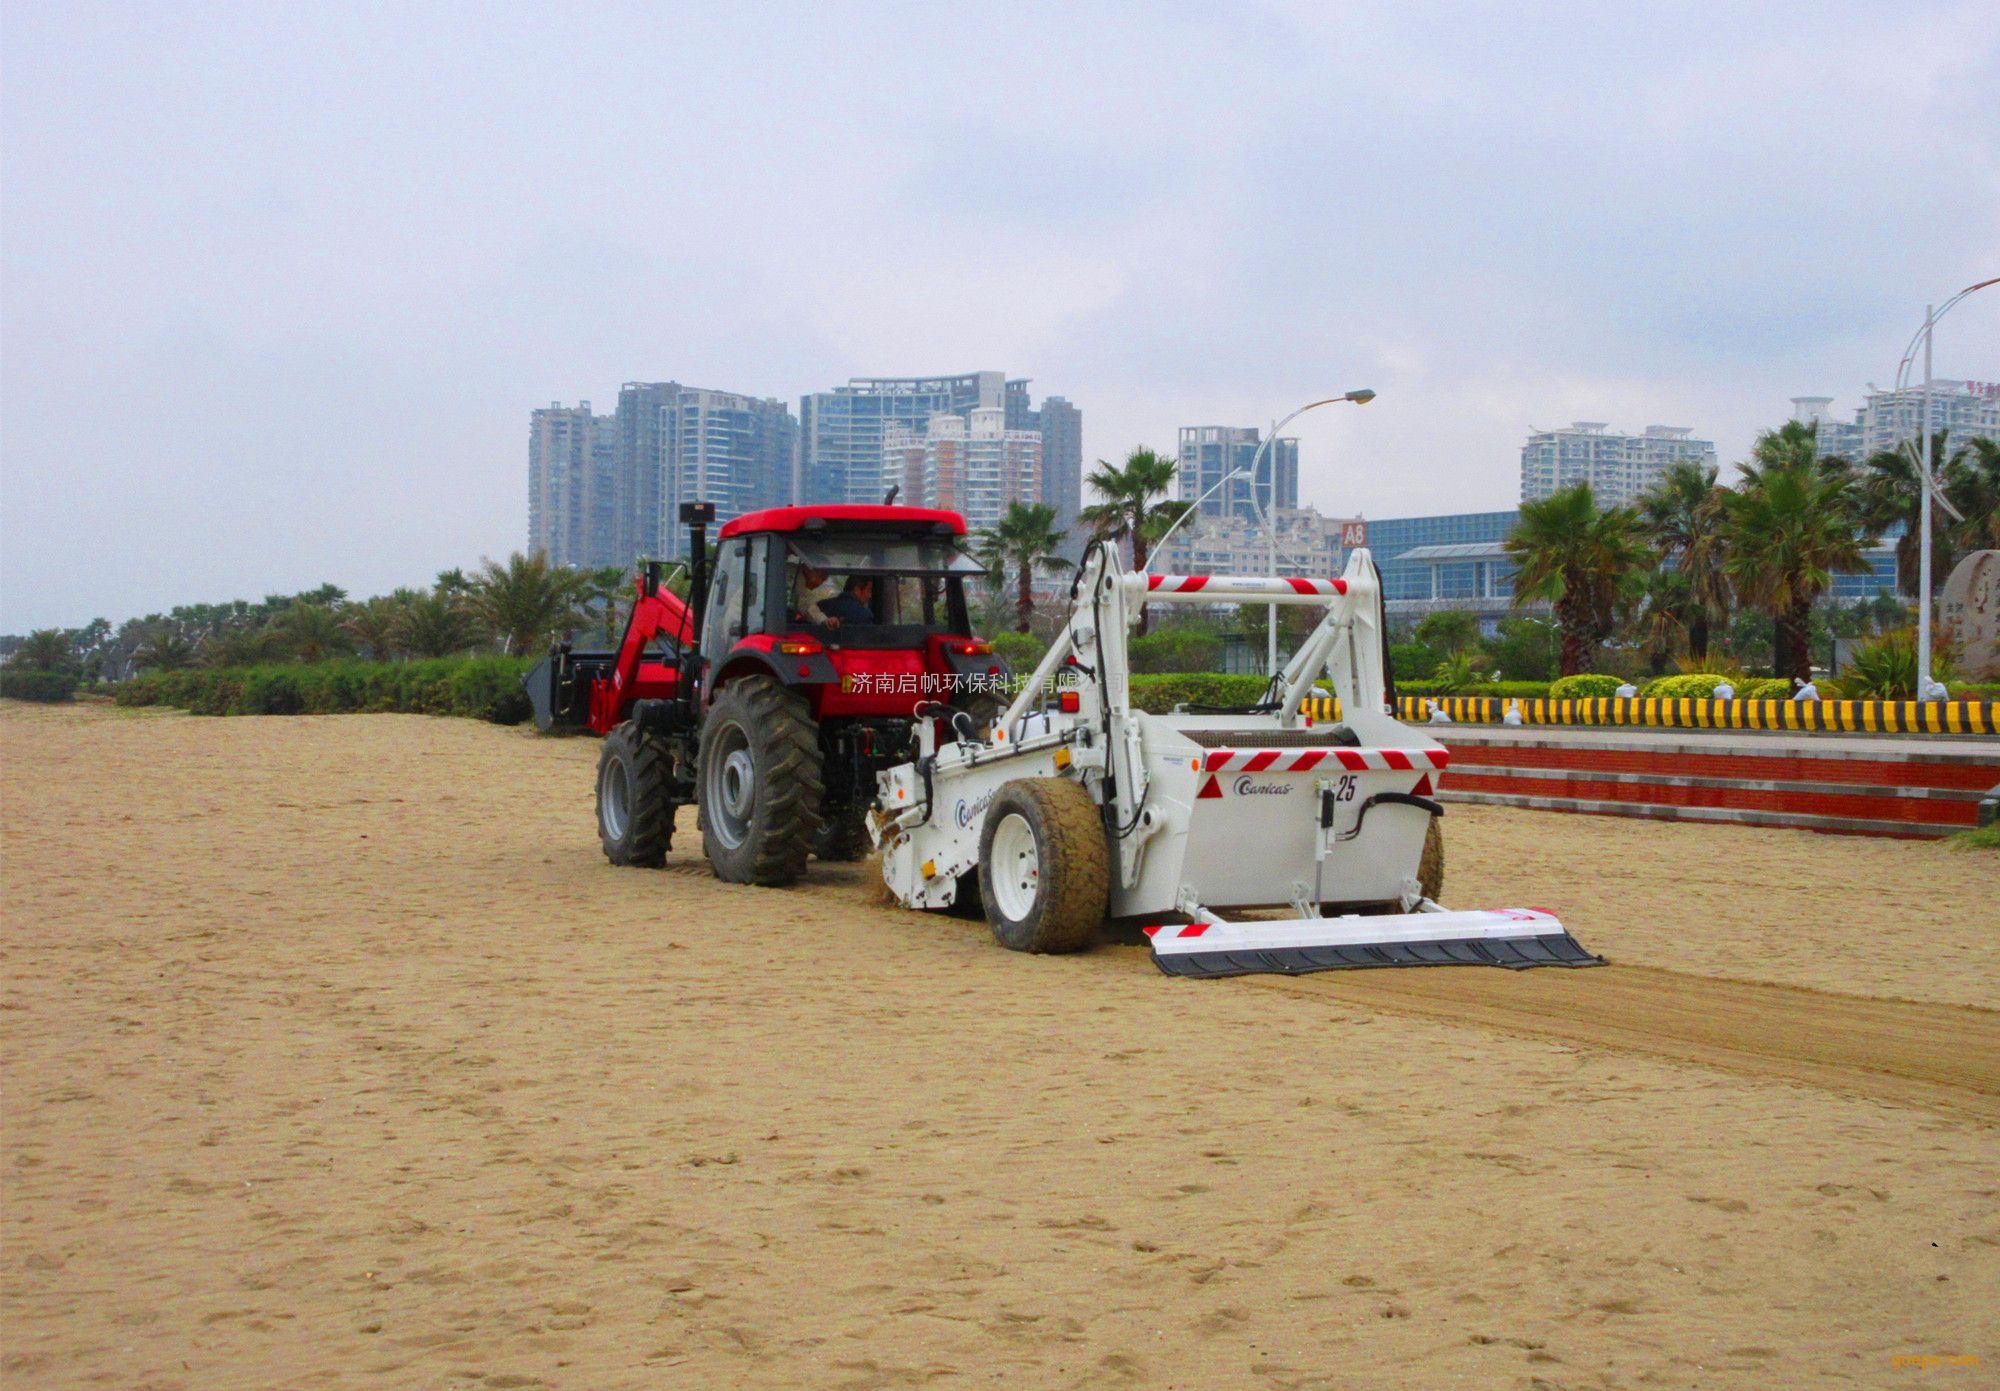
[1144,907,1602,978]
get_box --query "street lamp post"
[1245,390,1376,675]
[1147,466,1254,568]
[1894,278,1996,697]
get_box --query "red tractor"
[525,501,1010,885]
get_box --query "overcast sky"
[2,1,1996,630]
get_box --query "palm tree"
[1855,429,1971,599]
[435,567,473,597]
[1721,448,1872,682]
[8,629,74,672]
[1504,483,1653,675]
[583,565,632,643]
[1079,446,1191,636]
[471,552,589,654]
[1412,609,1480,657]
[1956,439,2000,551]
[1631,568,1695,676]
[976,502,1068,633]
[275,601,354,663]
[395,591,481,658]
[1636,459,1731,659]
[132,622,198,672]
[340,596,404,661]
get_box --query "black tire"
[811,807,870,861]
[977,778,1109,954]
[1418,817,1444,902]
[596,721,674,867]
[696,676,822,886]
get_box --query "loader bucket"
[523,648,614,734]
[1144,908,1601,978]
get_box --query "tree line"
[1508,422,1998,680]
[2,553,629,681]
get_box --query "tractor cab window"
[783,533,985,642]
[701,537,748,662]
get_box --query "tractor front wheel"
[697,676,823,886]
[978,779,1108,954]
[597,721,674,867]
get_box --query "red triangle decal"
[1197,775,1222,799]
[1412,774,1433,796]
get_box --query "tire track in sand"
[1210,957,2000,1122]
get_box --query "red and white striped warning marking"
[1199,747,1450,774]
[1145,574,1347,596]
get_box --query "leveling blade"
[1144,908,1603,978]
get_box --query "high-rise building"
[528,401,620,568]
[658,388,796,553]
[884,409,1041,533]
[1791,382,1999,462]
[1036,396,1085,552]
[1519,423,1715,507]
[800,373,1007,507]
[1177,426,1298,521]
[606,381,797,561]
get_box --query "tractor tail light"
[1059,691,1081,713]
[949,640,993,656]
[778,639,823,655]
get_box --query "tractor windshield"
[784,535,986,578]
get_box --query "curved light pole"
[1892,278,1997,697]
[1246,389,1376,674]
[1147,467,1253,570]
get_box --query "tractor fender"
[711,639,838,697]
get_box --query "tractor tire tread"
[698,676,822,886]
[980,778,1109,954]
[597,722,674,868]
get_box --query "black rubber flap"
[1152,931,1604,978]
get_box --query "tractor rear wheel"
[1418,818,1445,902]
[597,721,674,867]
[978,778,1108,954]
[697,676,823,886]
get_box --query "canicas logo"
[953,790,996,827]
[1232,777,1293,796]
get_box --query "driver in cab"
[795,566,873,629]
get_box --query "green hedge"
[0,669,79,702]
[1398,679,1553,699]
[1548,673,1625,700]
[113,657,536,724]
[1125,673,1281,712]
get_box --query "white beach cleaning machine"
[868,543,1601,978]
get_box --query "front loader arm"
[588,572,696,734]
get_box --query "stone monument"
[1938,549,2000,681]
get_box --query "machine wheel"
[812,807,870,861]
[597,721,674,867]
[977,779,1108,954]
[697,676,823,886]
[1418,818,1445,902]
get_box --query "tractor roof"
[719,505,968,539]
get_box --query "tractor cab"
[701,506,1006,720]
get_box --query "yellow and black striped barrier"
[1369,693,1999,736]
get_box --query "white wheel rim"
[706,728,756,850]
[602,760,631,840]
[989,812,1041,921]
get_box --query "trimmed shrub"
[1126,673,1275,713]
[1,669,78,702]
[1735,677,1791,701]
[1547,673,1624,701]
[1397,679,1552,700]
[110,657,538,724]
[1641,672,1731,700]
